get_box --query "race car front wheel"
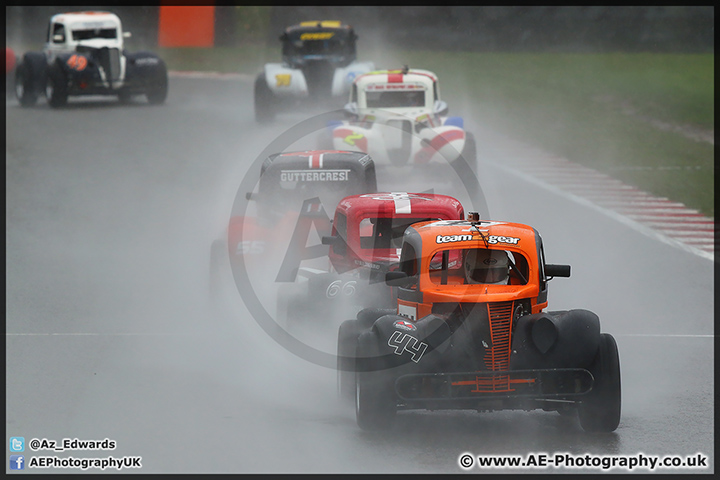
[337,319,362,402]
[578,333,621,432]
[355,332,396,431]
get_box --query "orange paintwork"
[402,219,547,313]
[395,219,550,392]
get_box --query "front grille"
[474,301,514,392]
[302,60,334,98]
[93,47,121,84]
[108,48,121,81]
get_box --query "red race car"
[276,191,466,330]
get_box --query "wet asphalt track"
[5,75,714,474]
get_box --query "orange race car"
[339,212,621,433]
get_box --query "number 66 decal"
[326,280,356,298]
[388,331,427,363]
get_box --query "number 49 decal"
[66,54,87,71]
[388,331,427,363]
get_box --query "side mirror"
[321,236,337,245]
[322,235,346,255]
[53,34,64,43]
[433,100,449,116]
[545,264,571,278]
[385,271,416,287]
[123,31,132,38]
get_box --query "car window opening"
[429,248,529,286]
[365,90,426,109]
[72,28,117,41]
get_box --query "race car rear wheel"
[254,73,275,123]
[355,332,396,431]
[46,61,68,108]
[337,319,361,402]
[578,333,621,432]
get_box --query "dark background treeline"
[5,6,713,53]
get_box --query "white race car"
[254,20,374,122]
[14,10,167,108]
[328,67,476,171]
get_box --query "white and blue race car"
[328,67,477,172]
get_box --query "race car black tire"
[15,53,45,107]
[45,61,68,108]
[145,60,168,105]
[254,73,275,123]
[355,332,396,431]
[356,307,397,329]
[337,319,362,402]
[578,333,621,432]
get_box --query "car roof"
[284,20,352,33]
[336,192,463,217]
[51,11,121,28]
[262,150,373,171]
[354,68,438,89]
[409,219,538,256]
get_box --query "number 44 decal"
[388,331,427,363]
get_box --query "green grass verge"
[158,44,277,74]
[162,47,714,217]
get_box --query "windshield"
[283,30,354,59]
[365,90,426,108]
[72,28,117,41]
[428,248,529,286]
[257,169,363,218]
